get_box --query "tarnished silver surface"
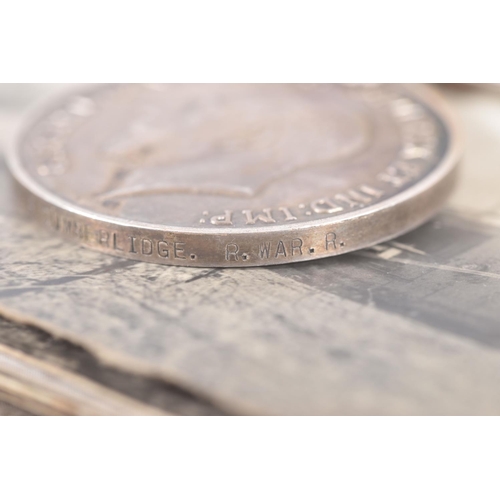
[8,84,460,267]
[0,84,499,415]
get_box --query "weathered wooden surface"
[0,84,499,415]
[0,342,169,415]
[0,316,224,415]
[0,399,32,416]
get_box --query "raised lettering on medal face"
[11,83,459,267]
[20,84,447,229]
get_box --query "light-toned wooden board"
[0,399,32,416]
[0,343,167,415]
[0,316,226,415]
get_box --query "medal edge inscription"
[7,83,461,267]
